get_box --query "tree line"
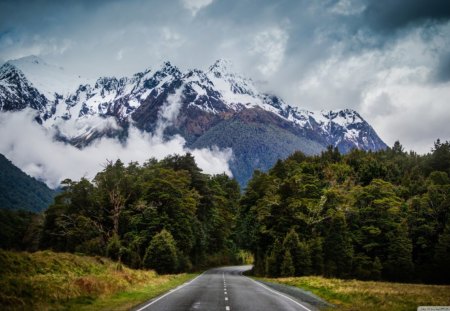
[34,154,239,273]
[1,140,449,283]
[237,140,450,283]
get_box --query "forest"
[1,140,449,283]
[237,140,450,283]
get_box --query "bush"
[143,229,178,274]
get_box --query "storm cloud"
[1,0,449,154]
[364,0,450,32]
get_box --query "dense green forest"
[1,140,449,284]
[237,140,450,284]
[40,154,241,273]
[0,154,56,212]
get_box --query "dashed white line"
[224,272,230,311]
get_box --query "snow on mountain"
[7,55,93,100]
[204,59,286,115]
[0,56,386,153]
[0,61,49,114]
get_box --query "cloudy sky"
[1,0,450,154]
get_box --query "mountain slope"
[190,111,325,184]
[0,56,387,186]
[0,154,55,212]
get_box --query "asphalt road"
[133,265,320,311]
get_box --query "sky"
[0,0,450,167]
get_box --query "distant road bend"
[133,265,323,311]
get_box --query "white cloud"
[116,49,124,61]
[1,0,449,158]
[160,27,185,49]
[249,27,289,77]
[362,74,450,154]
[290,23,450,153]
[0,110,232,188]
[330,0,366,16]
[181,0,213,16]
[0,34,72,61]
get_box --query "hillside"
[0,154,55,212]
[0,249,196,310]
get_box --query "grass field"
[0,250,197,310]
[260,276,450,311]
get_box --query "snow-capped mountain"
[0,56,387,186]
[8,55,92,99]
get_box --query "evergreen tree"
[309,237,324,275]
[266,239,283,277]
[384,222,414,281]
[323,212,353,278]
[372,257,382,280]
[280,250,295,277]
[143,229,178,274]
[283,229,311,276]
[434,224,450,283]
[428,140,450,175]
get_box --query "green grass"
[0,249,198,310]
[258,276,450,311]
[72,273,196,311]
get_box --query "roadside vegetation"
[260,276,450,311]
[40,154,241,273]
[0,249,197,310]
[237,140,450,283]
[1,140,450,308]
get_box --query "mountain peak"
[4,55,91,98]
[158,61,181,77]
[209,59,233,77]
[161,61,176,70]
[318,109,363,126]
[0,61,24,78]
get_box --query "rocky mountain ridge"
[0,56,387,186]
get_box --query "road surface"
[133,265,322,311]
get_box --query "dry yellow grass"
[0,250,197,310]
[261,276,450,311]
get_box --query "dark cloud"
[0,0,449,153]
[364,0,450,32]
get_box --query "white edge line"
[244,275,313,311]
[135,272,205,311]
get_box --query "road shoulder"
[252,278,333,310]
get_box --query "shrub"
[143,230,178,274]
